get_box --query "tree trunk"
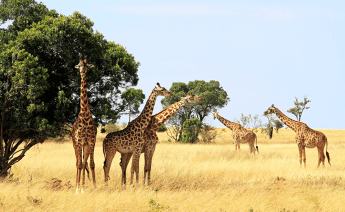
[269,126,273,139]
[0,159,12,178]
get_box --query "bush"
[199,124,218,143]
[157,124,167,132]
[103,122,121,133]
[181,118,202,143]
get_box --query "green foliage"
[0,0,139,177]
[148,188,169,212]
[120,88,145,122]
[287,95,311,121]
[104,122,121,133]
[181,118,202,143]
[157,124,167,132]
[162,80,229,142]
[161,80,229,122]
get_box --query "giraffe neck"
[216,114,240,131]
[149,99,185,131]
[79,72,91,116]
[274,108,300,132]
[133,88,159,128]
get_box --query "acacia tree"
[233,113,263,133]
[287,96,311,122]
[0,0,140,177]
[161,80,229,142]
[120,88,145,122]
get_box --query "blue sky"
[17,1,345,128]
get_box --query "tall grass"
[0,129,344,211]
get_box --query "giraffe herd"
[73,59,331,193]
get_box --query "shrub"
[181,118,202,143]
[104,122,121,133]
[157,124,167,132]
[199,124,218,143]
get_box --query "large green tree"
[0,0,140,177]
[161,80,229,142]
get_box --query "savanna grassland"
[1,128,345,212]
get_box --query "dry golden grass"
[1,128,345,211]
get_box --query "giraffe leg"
[302,146,306,167]
[146,144,156,186]
[81,143,91,193]
[248,141,255,155]
[120,153,128,185]
[144,149,150,186]
[125,153,133,185]
[120,153,133,185]
[74,144,82,194]
[317,146,325,167]
[89,142,96,188]
[130,145,143,185]
[103,149,116,187]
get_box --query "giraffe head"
[264,104,277,116]
[181,93,204,105]
[211,111,219,120]
[75,58,94,74]
[154,83,173,98]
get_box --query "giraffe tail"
[325,139,331,166]
[255,135,259,154]
[85,162,90,180]
[103,138,106,166]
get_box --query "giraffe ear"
[88,64,94,68]
[75,65,80,69]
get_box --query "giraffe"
[211,111,258,154]
[103,83,172,186]
[264,104,331,167]
[72,58,97,194]
[120,93,204,185]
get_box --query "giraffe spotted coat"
[103,83,172,186]
[264,104,330,167]
[72,58,97,194]
[212,112,258,154]
[120,93,204,185]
